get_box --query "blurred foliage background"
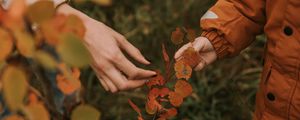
[71,0,266,120]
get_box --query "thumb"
[174,42,192,59]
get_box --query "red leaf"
[168,92,183,107]
[146,72,165,88]
[159,108,178,119]
[175,80,193,98]
[171,27,184,45]
[186,29,196,42]
[161,44,170,63]
[128,99,143,118]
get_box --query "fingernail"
[151,74,157,77]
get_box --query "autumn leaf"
[145,98,159,115]
[27,1,55,24]
[63,15,86,39]
[171,27,184,45]
[71,104,101,120]
[146,72,165,88]
[92,0,112,6]
[168,92,183,107]
[34,50,57,70]
[174,60,192,80]
[0,28,13,62]
[182,47,201,68]
[161,44,169,63]
[57,33,91,67]
[41,14,67,45]
[14,31,35,58]
[2,66,28,111]
[186,29,196,42]
[158,108,177,119]
[175,80,193,98]
[128,99,143,119]
[56,67,81,95]
[3,114,24,120]
[24,103,50,120]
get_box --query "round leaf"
[2,66,27,111]
[25,103,50,120]
[168,92,183,107]
[57,33,90,67]
[27,1,55,24]
[14,31,35,58]
[34,50,57,70]
[71,105,101,120]
[175,80,193,98]
[0,28,13,61]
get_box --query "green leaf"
[34,51,57,70]
[71,105,101,120]
[57,33,90,68]
[27,1,55,24]
[2,66,27,111]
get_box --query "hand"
[174,37,217,71]
[57,4,156,93]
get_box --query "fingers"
[111,51,156,79]
[174,43,192,59]
[113,33,151,65]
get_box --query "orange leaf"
[128,99,142,117]
[158,87,170,97]
[24,103,50,120]
[168,92,183,107]
[62,15,86,39]
[28,92,38,105]
[56,67,81,95]
[159,108,177,119]
[182,47,201,68]
[146,72,165,88]
[171,27,184,45]
[186,29,196,42]
[0,28,13,61]
[161,44,169,63]
[145,98,158,115]
[3,114,24,120]
[174,60,192,80]
[175,80,193,98]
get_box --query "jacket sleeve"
[201,0,266,58]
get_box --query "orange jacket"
[201,0,300,119]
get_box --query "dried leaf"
[71,104,101,120]
[63,15,86,39]
[56,67,81,95]
[3,114,24,120]
[168,92,183,107]
[34,50,57,70]
[14,31,35,58]
[57,33,90,67]
[146,72,165,88]
[24,103,50,120]
[0,28,13,61]
[27,1,55,24]
[186,29,196,42]
[158,108,177,119]
[145,98,158,115]
[174,60,192,80]
[161,44,169,63]
[175,80,193,98]
[2,66,27,111]
[182,47,201,68]
[171,27,184,45]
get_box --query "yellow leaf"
[71,105,101,120]
[2,66,27,111]
[3,114,24,120]
[0,28,13,61]
[27,1,55,24]
[14,31,35,58]
[57,33,90,67]
[34,50,57,70]
[24,103,50,120]
[92,0,112,6]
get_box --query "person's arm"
[56,4,157,93]
[175,0,266,70]
[2,0,157,93]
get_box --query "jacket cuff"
[201,31,230,59]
